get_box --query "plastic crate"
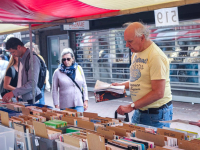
[35,136,57,150]
[14,131,37,150]
[0,125,15,150]
[55,139,83,150]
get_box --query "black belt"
[139,101,172,114]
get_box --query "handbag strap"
[10,66,16,79]
[68,76,83,95]
[65,66,84,102]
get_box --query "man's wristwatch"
[131,103,136,109]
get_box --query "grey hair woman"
[52,48,89,112]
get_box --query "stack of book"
[94,80,126,102]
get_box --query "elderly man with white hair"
[112,22,172,128]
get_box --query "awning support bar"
[29,24,35,104]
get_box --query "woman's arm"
[79,66,88,101]
[3,76,16,91]
[52,70,59,108]
[78,66,89,111]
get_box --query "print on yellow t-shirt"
[129,43,172,111]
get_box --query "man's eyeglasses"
[62,58,71,62]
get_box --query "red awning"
[0,0,118,22]
[0,0,199,34]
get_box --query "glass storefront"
[75,19,200,92]
[149,20,200,92]
[75,29,130,88]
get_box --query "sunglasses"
[62,58,71,62]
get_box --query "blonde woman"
[1,56,18,102]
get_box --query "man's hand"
[2,92,14,103]
[111,81,129,89]
[84,100,88,111]
[189,121,200,127]
[111,83,121,86]
[55,105,60,109]
[117,104,134,115]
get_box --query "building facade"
[37,3,200,102]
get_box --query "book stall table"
[0,102,199,150]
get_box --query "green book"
[49,120,67,127]
[66,127,81,133]
[44,120,67,128]
[44,120,63,128]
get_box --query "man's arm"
[112,81,130,89]
[12,55,40,97]
[134,79,165,109]
[117,79,165,115]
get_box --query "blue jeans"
[131,104,173,128]
[69,106,84,112]
[38,84,45,105]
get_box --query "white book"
[94,80,125,94]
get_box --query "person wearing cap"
[2,37,42,104]
[112,22,173,128]
[52,48,89,112]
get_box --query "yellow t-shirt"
[129,42,172,111]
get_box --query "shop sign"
[63,21,89,30]
[154,7,179,27]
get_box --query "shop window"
[150,23,200,90]
[75,29,130,86]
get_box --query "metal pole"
[29,24,35,104]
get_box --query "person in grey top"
[52,48,88,112]
[2,37,41,104]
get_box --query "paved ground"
[45,91,200,135]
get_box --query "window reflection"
[75,30,130,84]
[151,25,200,84]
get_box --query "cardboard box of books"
[94,80,126,102]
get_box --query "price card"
[154,7,179,27]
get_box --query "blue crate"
[25,104,53,109]
[0,108,21,118]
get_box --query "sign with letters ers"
[63,21,89,30]
[154,7,179,27]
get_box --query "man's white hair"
[135,24,150,40]
[123,22,150,40]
